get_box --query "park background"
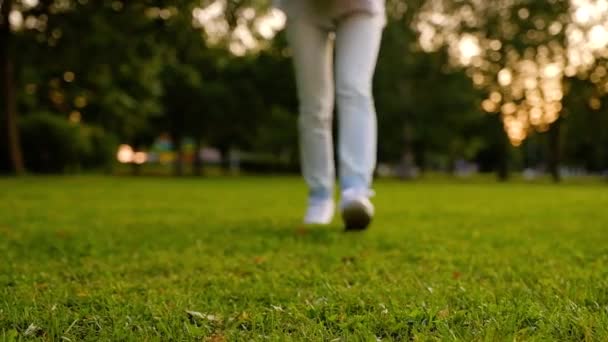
[2,0,608,180]
[1,0,608,341]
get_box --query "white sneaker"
[303,198,335,225]
[340,188,375,231]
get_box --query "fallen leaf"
[24,323,43,337]
[437,308,450,319]
[452,271,462,280]
[186,310,206,320]
[295,226,310,236]
[186,310,219,323]
[0,225,12,234]
[35,283,48,290]
[341,256,356,264]
[253,256,266,265]
[55,230,70,239]
[206,334,226,342]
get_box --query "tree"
[376,0,486,177]
[1,0,25,174]
[413,0,572,180]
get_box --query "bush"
[19,112,117,173]
[20,113,82,173]
[80,125,118,171]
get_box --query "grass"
[1,176,607,341]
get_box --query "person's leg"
[334,13,384,193]
[286,15,335,223]
[334,13,384,230]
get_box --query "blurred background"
[1,0,608,182]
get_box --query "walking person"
[276,0,386,230]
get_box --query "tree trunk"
[397,119,417,180]
[170,112,185,177]
[130,144,142,176]
[173,134,183,176]
[497,123,510,182]
[192,137,203,176]
[219,145,230,174]
[0,0,25,174]
[131,162,141,176]
[548,118,562,183]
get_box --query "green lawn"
[1,176,607,341]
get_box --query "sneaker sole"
[341,201,372,231]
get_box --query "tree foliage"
[2,0,607,177]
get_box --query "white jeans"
[286,11,384,200]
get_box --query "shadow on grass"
[3,219,364,263]
[217,221,348,245]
